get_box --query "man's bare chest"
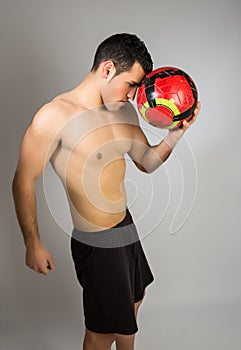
[59,114,133,162]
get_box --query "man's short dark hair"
[91,33,153,76]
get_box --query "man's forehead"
[126,63,146,80]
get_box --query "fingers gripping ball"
[137,67,198,129]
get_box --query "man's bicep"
[127,125,150,168]
[15,108,61,181]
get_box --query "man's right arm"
[12,101,65,275]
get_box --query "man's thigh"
[84,328,115,350]
[85,293,146,350]
[134,289,146,318]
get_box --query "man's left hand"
[168,101,201,142]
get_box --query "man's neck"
[71,72,103,110]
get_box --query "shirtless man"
[12,33,200,350]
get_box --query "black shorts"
[70,208,154,335]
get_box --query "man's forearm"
[12,176,41,249]
[153,133,179,162]
[141,133,179,173]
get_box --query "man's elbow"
[134,160,164,174]
[12,171,35,197]
[12,171,20,192]
[134,161,148,173]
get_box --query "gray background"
[1,0,241,349]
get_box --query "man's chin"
[105,101,127,111]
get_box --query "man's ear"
[101,61,116,80]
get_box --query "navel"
[97,152,102,160]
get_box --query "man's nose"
[127,88,137,101]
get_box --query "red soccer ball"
[137,67,198,129]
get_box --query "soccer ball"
[137,67,198,129]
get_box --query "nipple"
[97,152,102,160]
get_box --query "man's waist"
[71,208,140,248]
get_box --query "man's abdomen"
[66,157,128,231]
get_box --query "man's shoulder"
[49,92,86,117]
[31,92,86,128]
